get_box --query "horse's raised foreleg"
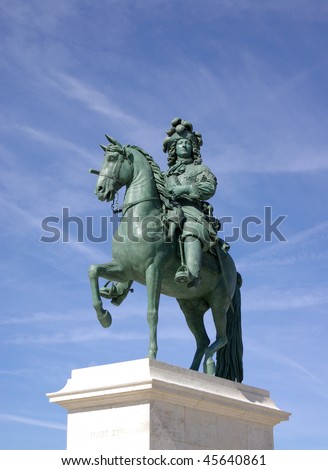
[145,264,162,359]
[88,260,126,328]
[177,298,210,371]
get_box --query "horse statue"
[88,135,243,381]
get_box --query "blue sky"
[0,0,327,450]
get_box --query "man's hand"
[170,185,191,199]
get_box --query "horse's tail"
[216,272,243,382]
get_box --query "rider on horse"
[163,117,219,287]
[100,117,221,301]
[90,123,243,381]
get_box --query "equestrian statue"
[88,118,243,381]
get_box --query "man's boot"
[174,237,201,287]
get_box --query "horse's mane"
[126,145,172,209]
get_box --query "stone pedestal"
[47,359,290,450]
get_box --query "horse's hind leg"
[177,298,210,371]
[203,289,229,375]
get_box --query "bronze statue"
[162,118,218,287]
[88,118,243,381]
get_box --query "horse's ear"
[105,134,122,148]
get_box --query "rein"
[113,197,160,215]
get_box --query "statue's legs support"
[145,264,162,359]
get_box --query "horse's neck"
[124,151,161,216]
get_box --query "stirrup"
[174,266,190,284]
[174,266,199,287]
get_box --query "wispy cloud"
[0,122,100,231]
[0,0,75,74]
[19,125,92,160]
[202,0,328,22]
[0,370,28,379]
[0,119,96,166]
[50,73,142,127]
[247,341,328,399]
[237,220,328,269]
[0,310,90,326]
[211,143,328,174]
[5,327,148,345]
[0,413,65,431]
[68,240,109,262]
[243,285,328,312]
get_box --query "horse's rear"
[163,246,242,379]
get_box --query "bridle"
[90,146,160,214]
[90,148,131,198]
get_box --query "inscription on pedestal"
[90,428,127,440]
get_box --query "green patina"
[89,118,243,382]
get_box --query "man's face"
[176,139,192,159]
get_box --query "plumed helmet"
[163,117,203,153]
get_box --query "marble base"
[47,359,290,450]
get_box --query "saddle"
[163,201,221,243]
[162,201,230,277]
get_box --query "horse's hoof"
[97,309,112,328]
[148,350,157,360]
[204,357,216,375]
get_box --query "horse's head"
[90,135,133,202]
